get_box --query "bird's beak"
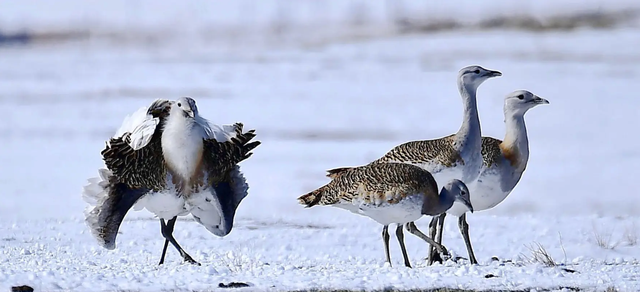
[485,70,502,78]
[534,96,550,105]
[462,198,474,213]
[529,95,549,104]
[185,110,195,118]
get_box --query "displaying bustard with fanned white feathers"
[82,97,261,265]
[326,65,501,264]
[298,163,473,268]
[426,90,549,264]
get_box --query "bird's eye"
[177,102,182,107]
[473,69,480,74]
[517,95,524,100]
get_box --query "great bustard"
[298,163,473,268]
[325,65,501,264]
[82,97,261,265]
[426,90,549,264]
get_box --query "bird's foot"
[428,249,443,265]
[183,255,201,266]
[438,246,451,261]
[443,255,478,265]
[428,247,451,265]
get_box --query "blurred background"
[1,0,639,221]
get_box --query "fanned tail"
[82,169,147,250]
[82,169,112,207]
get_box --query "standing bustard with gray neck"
[427,90,549,264]
[82,97,261,265]
[326,65,501,263]
[298,163,473,268]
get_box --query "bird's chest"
[460,149,482,175]
[454,140,483,182]
[162,127,205,189]
[470,164,516,210]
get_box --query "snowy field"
[1,1,640,291]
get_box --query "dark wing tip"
[243,141,261,153]
[229,129,260,157]
[233,123,244,134]
[232,130,257,143]
[203,128,261,181]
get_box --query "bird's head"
[444,179,473,213]
[458,65,502,90]
[173,97,199,118]
[504,90,549,117]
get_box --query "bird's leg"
[158,219,170,265]
[458,214,478,264]
[429,213,447,264]
[427,216,438,265]
[160,217,201,266]
[436,213,446,245]
[395,224,411,268]
[405,222,449,261]
[382,225,391,267]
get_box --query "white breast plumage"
[161,117,206,182]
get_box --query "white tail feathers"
[82,168,116,250]
[82,168,111,206]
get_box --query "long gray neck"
[453,82,483,183]
[502,113,530,173]
[428,187,456,216]
[458,84,480,131]
[455,83,481,145]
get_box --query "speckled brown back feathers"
[325,167,351,179]
[481,137,503,167]
[299,163,438,208]
[326,135,463,178]
[374,135,462,166]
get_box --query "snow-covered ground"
[1,1,640,291]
